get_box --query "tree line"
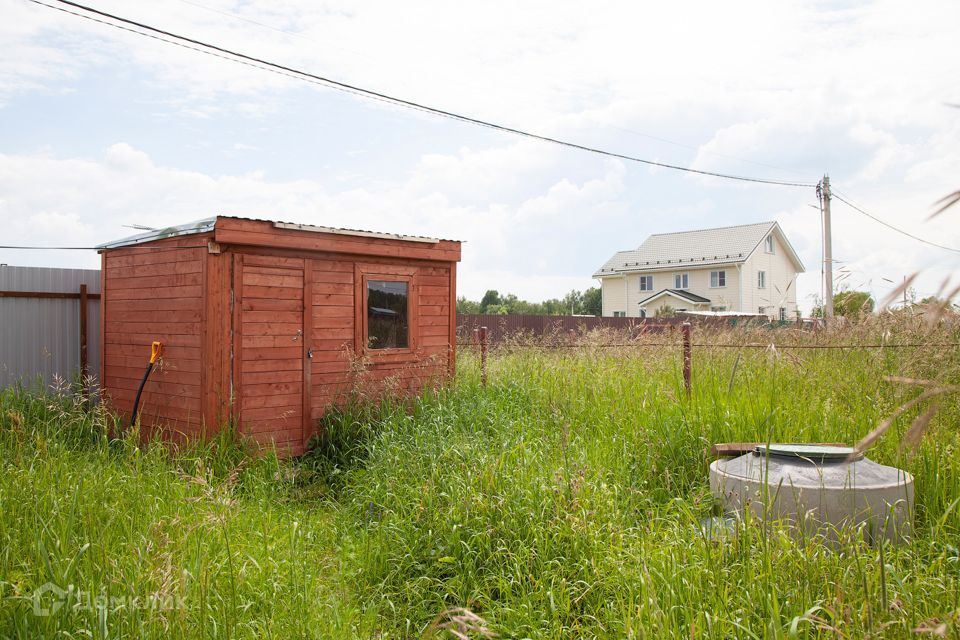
[457,288,602,316]
[810,288,958,318]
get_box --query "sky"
[1,0,958,312]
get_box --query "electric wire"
[463,341,960,350]
[25,0,817,188]
[831,190,960,254]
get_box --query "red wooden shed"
[98,216,461,456]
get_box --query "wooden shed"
[99,216,461,456]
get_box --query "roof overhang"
[595,260,743,278]
[638,289,711,307]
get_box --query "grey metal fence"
[0,265,101,390]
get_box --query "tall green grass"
[1,316,959,638]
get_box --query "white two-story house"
[593,221,804,320]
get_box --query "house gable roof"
[637,288,711,307]
[593,220,804,278]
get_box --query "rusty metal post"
[79,284,88,380]
[479,326,488,386]
[682,321,692,396]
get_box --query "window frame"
[757,270,766,289]
[765,235,775,254]
[674,273,689,290]
[709,270,727,288]
[355,263,419,362]
[639,275,654,292]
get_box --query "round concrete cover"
[715,452,911,490]
[710,449,914,542]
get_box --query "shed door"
[236,255,309,453]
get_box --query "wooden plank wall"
[102,237,207,438]
[307,258,454,435]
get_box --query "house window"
[366,280,409,349]
[759,306,766,315]
[613,311,625,317]
[711,306,727,312]
[639,275,653,291]
[674,273,689,289]
[757,271,766,289]
[779,307,787,321]
[710,270,726,288]
[639,309,646,319]
[765,235,774,253]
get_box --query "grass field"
[2,316,959,638]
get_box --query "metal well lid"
[755,443,859,462]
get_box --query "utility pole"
[821,175,834,319]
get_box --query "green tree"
[655,304,676,318]
[810,295,824,318]
[456,296,480,314]
[582,287,602,316]
[834,290,875,317]
[485,303,509,315]
[561,289,584,315]
[479,290,501,313]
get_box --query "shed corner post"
[99,251,107,403]
[448,261,457,380]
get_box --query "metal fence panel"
[0,265,101,390]
[455,313,674,342]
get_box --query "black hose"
[130,361,155,428]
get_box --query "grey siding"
[0,265,101,390]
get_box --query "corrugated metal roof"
[98,216,459,249]
[97,218,216,249]
[593,221,803,277]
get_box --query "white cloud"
[1,0,959,313]
[0,142,626,299]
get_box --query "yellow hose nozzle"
[150,341,163,364]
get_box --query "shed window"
[367,280,409,349]
[710,270,726,288]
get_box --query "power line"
[175,0,812,179]
[26,0,817,189]
[831,190,960,254]
[608,124,811,177]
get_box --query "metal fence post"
[479,326,488,386]
[682,321,692,396]
[79,284,88,381]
